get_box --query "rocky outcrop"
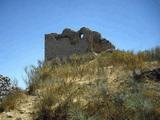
[135,68,160,81]
[0,75,13,101]
[45,27,115,60]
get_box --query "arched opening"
[80,33,84,39]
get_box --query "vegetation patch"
[23,46,160,120]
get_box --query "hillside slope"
[0,49,160,120]
[0,94,38,120]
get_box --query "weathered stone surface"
[45,27,115,60]
[6,112,13,118]
[135,68,160,81]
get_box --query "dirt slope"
[0,95,38,120]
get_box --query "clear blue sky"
[0,0,160,89]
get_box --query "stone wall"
[45,27,115,61]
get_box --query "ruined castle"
[45,27,115,60]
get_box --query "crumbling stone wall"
[45,27,115,61]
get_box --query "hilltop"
[0,28,160,120]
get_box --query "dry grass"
[0,89,25,112]
[25,48,160,120]
[96,50,146,70]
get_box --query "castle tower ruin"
[45,27,115,61]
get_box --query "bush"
[25,48,160,120]
[35,78,84,120]
[97,50,145,70]
[138,46,160,61]
[25,60,53,95]
[0,89,24,112]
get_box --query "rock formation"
[45,27,115,60]
[0,75,13,101]
[135,68,160,81]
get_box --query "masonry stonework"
[45,27,115,61]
